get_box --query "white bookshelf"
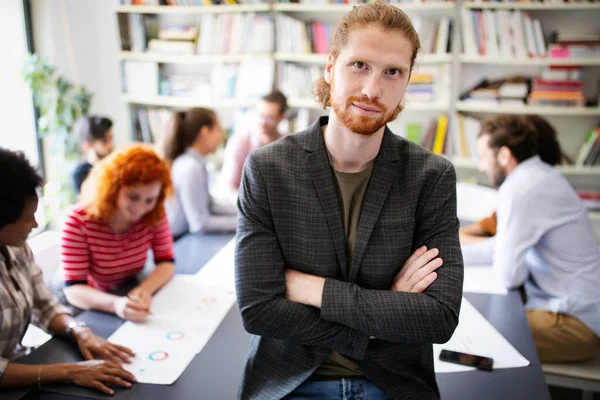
[459,55,600,67]
[115,1,600,186]
[119,51,272,64]
[462,2,600,10]
[116,2,457,15]
[121,94,258,109]
[456,102,600,117]
[273,2,456,13]
[114,4,270,14]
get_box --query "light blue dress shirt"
[463,156,600,337]
[166,148,237,237]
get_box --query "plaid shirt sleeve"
[25,246,70,331]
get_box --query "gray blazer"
[235,116,463,400]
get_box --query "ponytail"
[157,111,186,163]
[156,108,217,163]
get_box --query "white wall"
[31,0,131,148]
[0,0,39,163]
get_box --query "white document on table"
[194,238,237,292]
[108,319,200,385]
[463,266,508,295]
[434,298,530,373]
[107,273,237,384]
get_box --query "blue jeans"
[284,379,389,400]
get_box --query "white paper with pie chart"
[108,319,201,385]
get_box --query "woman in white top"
[159,108,237,237]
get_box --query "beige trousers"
[526,310,600,363]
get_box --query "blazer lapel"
[304,118,348,279]
[348,128,401,282]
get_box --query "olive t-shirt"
[311,162,373,379]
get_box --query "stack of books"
[528,67,585,107]
[549,32,600,61]
[406,68,436,103]
[461,77,530,105]
[147,26,199,55]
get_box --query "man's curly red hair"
[80,144,172,226]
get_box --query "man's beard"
[330,79,402,137]
[490,161,508,188]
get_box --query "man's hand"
[285,269,325,308]
[392,246,443,293]
[74,330,135,364]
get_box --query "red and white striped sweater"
[60,205,174,291]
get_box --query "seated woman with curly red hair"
[61,145,175,322]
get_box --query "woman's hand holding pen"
[113,288,152,322]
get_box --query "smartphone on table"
[439,349,494,371]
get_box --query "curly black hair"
[0,148,43,229]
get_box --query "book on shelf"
[462,77,529,105]
[575,128,600,166]
[540,65,583,81]
[407,67,437,102]
[461,68,594,108]
[528,67,586,107]
[132,106,171,143]
[276,15,332,55]
[198,13,274,55]
[158,26,199,41]
[118,12,274,56]
[137,108,153,143]
[450,114,481,162]
[148,39,197,55]
[412,17,452,56]
[548,31,600,61]
[461,9,546,59]
[396,115,452,157]
[118,14,159,52]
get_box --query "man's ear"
[497,146,513,168]
[324,54,335,84]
